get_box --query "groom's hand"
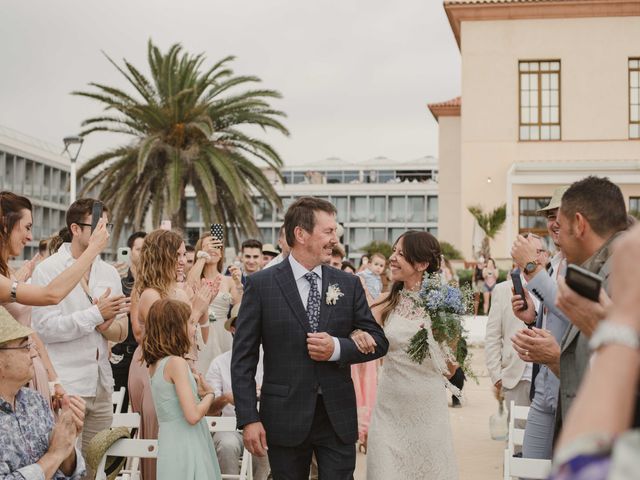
[243,422,268,457]
[307,332,335,361]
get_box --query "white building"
[0,126,72,259]
[186,156,440,260]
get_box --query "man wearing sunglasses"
[0,306,86,479]
[31,198,131,477]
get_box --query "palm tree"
[467,203,506,259]
[73,40,288,247]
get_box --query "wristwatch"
[589,320,640,352]
[524,261,538,275]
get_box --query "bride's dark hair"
[372,230,441,325]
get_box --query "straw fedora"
[262,243,279,257]
[85,427,130,480]
[224,303,241,332]
[0,306,33,345]
[537,186,569,214]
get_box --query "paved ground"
[354,317,505,479]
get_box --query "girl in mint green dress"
[143,298,221,480]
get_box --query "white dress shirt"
[31,243,123,396]
[288,254,340,361]
[206,348,264,417]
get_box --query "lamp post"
[62,136,84,204]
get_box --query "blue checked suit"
[231,257,388,447]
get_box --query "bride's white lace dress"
[367,294,458,480]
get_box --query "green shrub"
[440,241,463,260]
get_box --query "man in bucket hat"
[0,306,87,479]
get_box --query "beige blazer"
[484,280,531,389]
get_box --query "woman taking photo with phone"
[0,191,109,406]
[187,232,243,372]
[128,229,217,480]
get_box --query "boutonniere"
[326,284,344,305]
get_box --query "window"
[186,198,201,222]
[371,228,386,242]
[427,196,439,222]
[369,197,386,222]
[388,227,406,244]
[254,198,273,221]
[343,171,360,183]
[349,228,369,250]
[259,228,273,244]
[331,196,348,222]
[519,61,561,141]
[518,197,551,236]
[350,197,368,222]
[407,196,425,222]
[276,196,295,220]
[629,197,640,217]
[388,196,406,222]
[630,58,640,139]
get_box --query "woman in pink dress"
[128,229,216,480]
[0,191,109,407]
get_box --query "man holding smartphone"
[31,198,131,477]
[510,191,572,460]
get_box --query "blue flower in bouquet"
[443,286,465,314]
[425,288,444,312]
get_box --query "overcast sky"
[0,0,460,167]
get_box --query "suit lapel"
[318,265,334,332]
[275,258,311,334]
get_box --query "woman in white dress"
[366,230,458,480]
[187,234,243,373]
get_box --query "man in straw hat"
[0,306,87,479]
[206,304,270,479]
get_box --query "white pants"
[79,380,114,479]
[213,431,271,480]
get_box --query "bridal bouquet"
[405,273,475,378]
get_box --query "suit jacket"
[231,257,389,447]
[556,233,618,426]
[485,280,530,389]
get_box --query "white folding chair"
[206,416,253,480]
[507,456,552,479]
[111,412,141,430]
[507,401,530,454]
[95,438,157,480]
[112,387,126,414]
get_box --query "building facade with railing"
[0,126,72,260]
[186,156,439,260]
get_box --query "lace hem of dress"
[395,295,462,398]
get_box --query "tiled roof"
[427,97,462,121]
[444,0,640,48]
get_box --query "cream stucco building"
[430,0,640,260]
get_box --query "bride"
[365,231,458,480]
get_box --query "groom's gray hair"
[284,196,337,248]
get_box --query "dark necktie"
[304,272,321,332]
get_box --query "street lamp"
[62,135,84,204]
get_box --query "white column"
[70,161,77,205]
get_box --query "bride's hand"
[350,329,377,354]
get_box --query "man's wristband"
[589,320,640,352]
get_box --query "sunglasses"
[75,222,114,233]
[0,341,34,351]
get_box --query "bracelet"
[589,320,640,352]
[9,280,18,302]
[203,391,215,400]
[196,251,211,261]
[48,379,62,393]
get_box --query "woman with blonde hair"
[187,233,243,372]
[128,229,217,480]
[0,191,109,406]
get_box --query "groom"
[231,196,388,479]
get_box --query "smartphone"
[160,220,172,231]
[90,201,103,233]
[210,224,224,243]
[565,264,602,302]
[117,247,131,264]
[510,272,528,311]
